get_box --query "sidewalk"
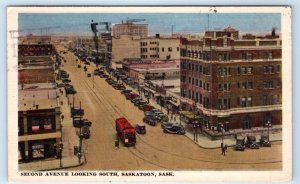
[123,81,282,149]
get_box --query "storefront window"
[32,144,45,159]
[28,116,55,134]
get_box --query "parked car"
[246,135,260,149]
[114,84,126,90]
[126,93,139,100]
[143,105,155,112]
[81,126,90,139]
[259,134,272,147]
[161,121,174,129]
[163,123,185,134]
[143,116,157,126]
[109,80,117,85]
[131,97,142,104]
[71,107,84,118]
[65,85,77,94]
[137,101,149,110]
[87,73,91,77]
[62,78,71,83]
[135,124,146,134]
[73,119,92,128]
[121,89,132,94]
[159,114,169,122]
[77,65,81,68]
[234,136,246,151]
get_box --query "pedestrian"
[221,142,224,155]
[115,139,119,148]
[224,144,228,153]
[61,114,64,122]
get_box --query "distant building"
[180,27,282,131]
[112,23,148,38]
[112,34,180,65]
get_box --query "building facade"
[112,23,148,38]
[180,27,282,131]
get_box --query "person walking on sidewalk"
[221,142,225,156]
[61,114,64,122]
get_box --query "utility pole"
[78,101,83,164]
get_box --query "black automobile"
[81,126,90,139]
[77,65,81,68]
[87,73,91,77]
[121,89,132,94]
[163,123,185,134]
[73,119,92,128]
[143,116,157,126]
[135,124,146,134]
[136,101,148,108]
[62,78,71,83]
[246,135,260,149]
[161,121,174,129]
[65,85,77,94]
[234,136,246,151]
[259,134,272,147]
[71,107,84,118]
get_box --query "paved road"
[58,46,282,171]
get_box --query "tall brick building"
[180,27,282,131]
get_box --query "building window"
[168,47,172,52]
[196,79,198,86]
[177,47,179,52]
[263,66,268,73]
[218,84,222,91]
[242,82,247,89]
[199,94,203,104]
[162,47,164,52]
[199,80,202,87]
[195,65,198,72]
[269,66,274,73]
[248,82,253,89]
[268,52,273,59]
[242,53,247,60]
[218,99,222,109]
[248,96,253,106]
[206,83,210,91]
[247,67,253,74]
[188,77,191,84]
[237,97,240,106]
[199,65,203,73]
[277,65,281,73]
[192,78,194,85]
[241,67,247,74]
[263,95,268,105]
[241,97,247,107]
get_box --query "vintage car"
[143,115,157,126]
[259,134,272,147]
[121,89,132,94]
[234,136,246,151]
[163,123,185,135]
[142,105,154,112]
[131,97,142,104]
[246,135,260,149]
[114,84,126,90]
[71,107,84,118]
[73,118,92,128]
[137,101,149,110]
[62,78,71,83]
[125,93,139,100]
[135,124,146,134]
[81,126,90,139]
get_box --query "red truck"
[115,117,136,146]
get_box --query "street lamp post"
[266,120,271,141]
[221,124,224,144]
[93,73,95,88]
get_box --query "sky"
[18,13,281,36]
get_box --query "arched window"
[242,115,252,129]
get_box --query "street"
[59,46,282,171]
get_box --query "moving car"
[135,124,146,134]
[163,123,185,134]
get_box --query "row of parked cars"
[120,86,186,135]
[234,134,272,151]
[71,106,91,139]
